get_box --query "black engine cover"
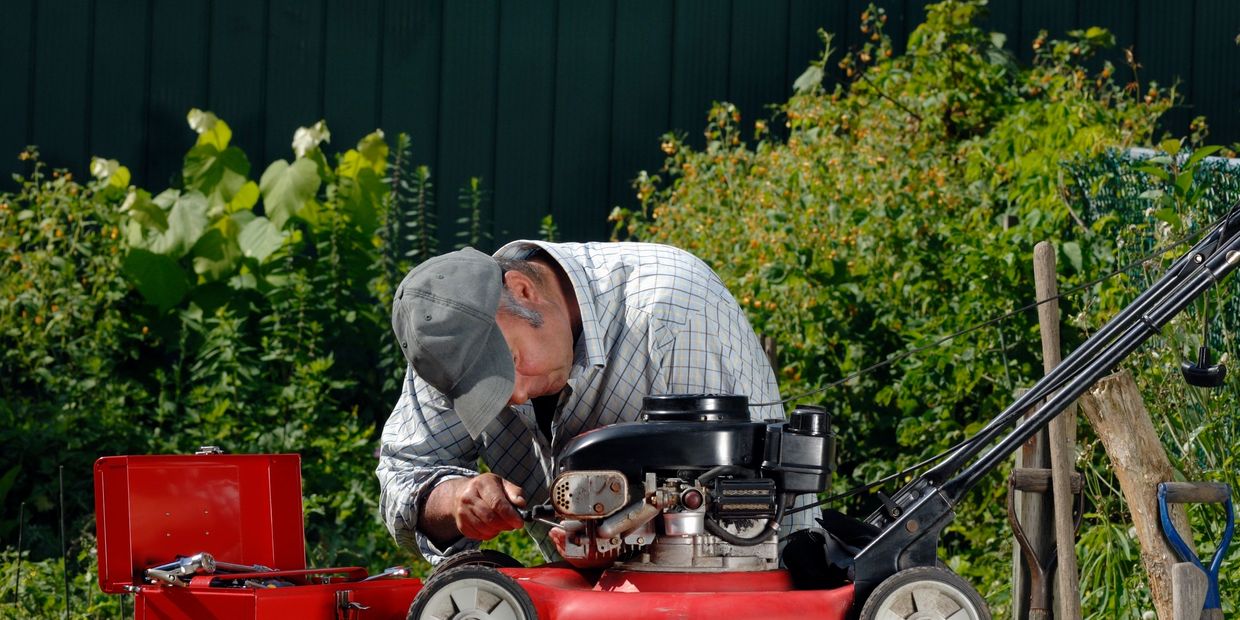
[555,394,836,500]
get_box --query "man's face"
[495,309,574,406]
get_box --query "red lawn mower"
[98,201,1240,619]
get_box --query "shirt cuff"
[414,470,479,565]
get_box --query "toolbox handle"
[191,566,370,586]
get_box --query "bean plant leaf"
[793,65,824,94]
[260,158,321,228]
[124,188,167,232]
[141,190,208,258]
[183,144,251,212]
[196,117,232,150]
[190,228,242,281]
[1185,145,1223,169]
[228,181,260,213]
[122,249,191,312]
[238,216,285,262]
[1061,241,1083,273]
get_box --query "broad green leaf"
[187,109,231,149]
[238,216,285,262]
[109,165,131,189]
[1061,241,1083,272]
[350,130,389,177]
[341,167,384,234]
[1185,145,1223,169]
[183,144,251,212]
[1159,138,1181,156]
[1136,165,1169,182]
[122,249,191,312]
[1153,207,1182,230]
[197,118,232,150]
[228,181,260,213]
[260,158,321,228]
[1174,169,1194,197]
[793,65,824,94]
[190,228,241,281]
[151,191,209,258]
[123,189,167,232]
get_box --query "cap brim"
[451,322,516,439]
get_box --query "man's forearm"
[419,477,468,548]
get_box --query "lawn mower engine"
[550,394,835,572]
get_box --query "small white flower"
[186,108,218,135]
[1128,526,1138,539]
[292,120,331,158]
[90,157,118,181]
[1142,611,1156,620]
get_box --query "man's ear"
[502,269,540,303]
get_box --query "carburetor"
[548,394,835,571]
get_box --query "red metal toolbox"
[94,452,422,619]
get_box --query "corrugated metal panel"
[1137,0,1195,138]
[1193,0,1240,148]
[5,0,1239,245]
[729,0,789,132]
[208,0,266,170]
[493,0,557,243]
[91,0,149,175]
[0,0,34,166]
[379,0,442,174]
[146,0,208,186]
[33,0,92,177]
[324,0,382,149]
[437,0,498,249]
[609,0,674,217]
[550,0,615,243]
[670,0,733,145]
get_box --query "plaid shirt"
[377,241,815,564]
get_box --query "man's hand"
[420,474,527,546]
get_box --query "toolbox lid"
[93,453,307,593]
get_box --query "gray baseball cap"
[392,247,515,438]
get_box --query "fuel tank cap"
[640,394,750,422]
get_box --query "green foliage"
[455,177,490,249]
[1069,146,1240,617]
[1,116,455,613]
[616,1,1203,616]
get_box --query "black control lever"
[1182,345,1226,387]
[1182,294,1226,388]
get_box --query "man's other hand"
[423,473,527,544]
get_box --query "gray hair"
[497,257,545,328]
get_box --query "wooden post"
[1011,387,1052,620]
[1033,241,1083,620]
[1079,370,1194,620]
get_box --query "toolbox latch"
[335,590,371,620]
[194,445,226,455]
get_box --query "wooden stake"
[1033,241,1083,620]
[1079,370,1194,620]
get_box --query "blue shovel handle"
[1158,481,1234,611]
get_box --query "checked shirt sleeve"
[376,366,484,564]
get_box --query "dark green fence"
[3,0,1238,246]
